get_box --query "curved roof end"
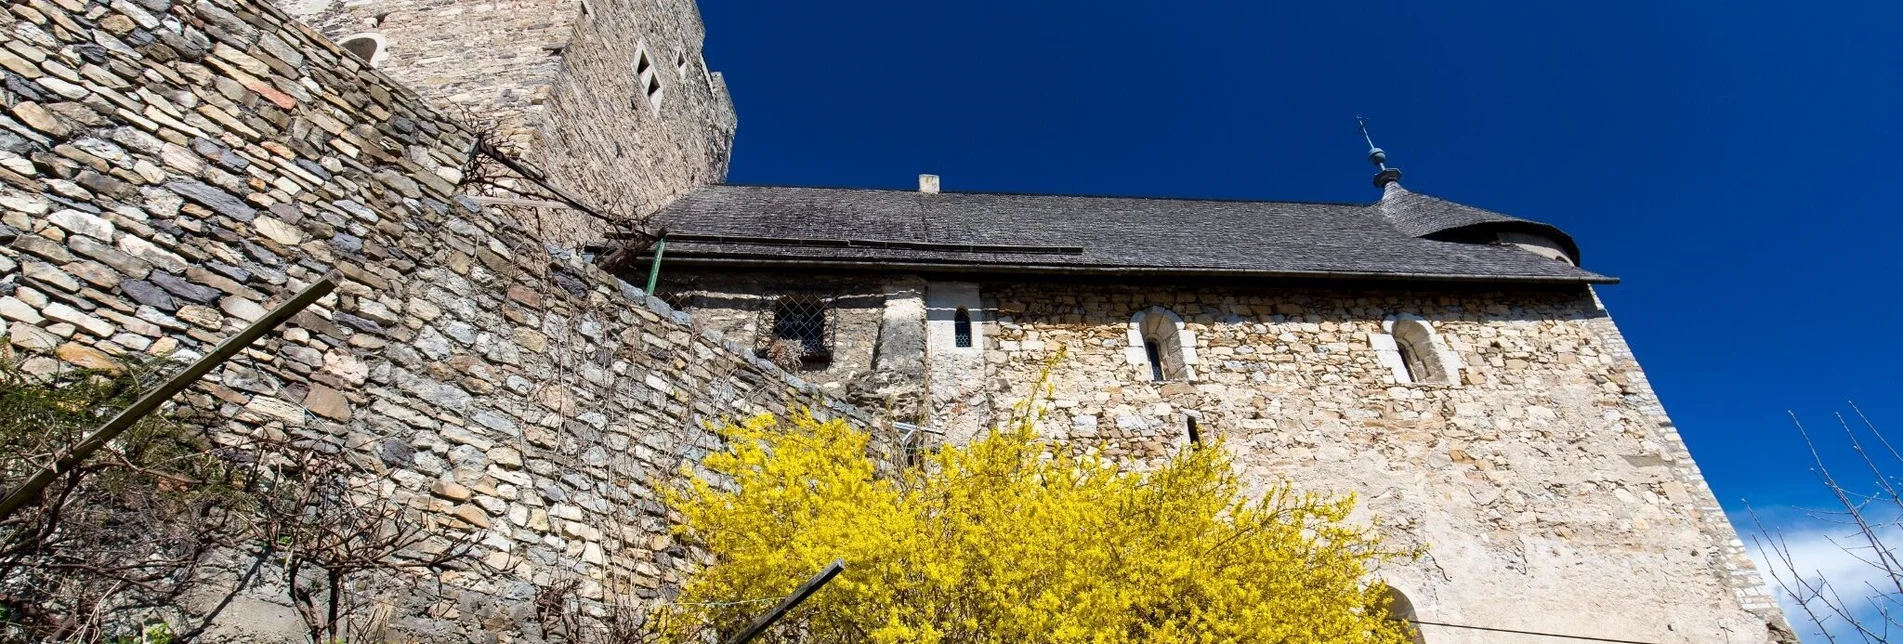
[1373,184,1582,265]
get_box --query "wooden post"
[0,273,339,522]
[722,559,845,644]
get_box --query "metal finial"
[1357,115,1387,170]
[1357,115,1403,189]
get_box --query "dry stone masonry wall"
[0,0,884,638]
[288,0,737,247]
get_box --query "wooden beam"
[723,559,845,644]
[471,195,575,210]
[0,273,340,522]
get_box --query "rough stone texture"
[287,0,737,246]
[666,273,1793,644]
[660,273,895,404]
[0,1,886,639]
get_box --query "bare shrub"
[0,357,473,642]
[762,338,806,372]
[0,358,245,642]
[1747,405,1893,644]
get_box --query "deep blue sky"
[697,1,1901,520]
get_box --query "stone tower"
[285,0,738,243]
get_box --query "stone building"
[638,172,1796,644]
[0,0,1791,639]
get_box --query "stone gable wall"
[0,0,882,639]
[663,271,1791,644]
[979,281,1787,644]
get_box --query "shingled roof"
[647,184,1614,284]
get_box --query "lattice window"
[953,307,973,348]
[766,294,832,366]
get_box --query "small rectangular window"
[953,307,972,348]
[633,42,663,110]
[768,295,831,366]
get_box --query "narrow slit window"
[1130,308,1195,382]
[1395,342,1419,383]
[1186,416,1201,445]
[1388,318,1451,385]
[953,307,972,348]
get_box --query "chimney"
[918,174,940,194]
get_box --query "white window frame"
[1125,307,1197,381]
[1372,314,1459,386]
[633,40,663,111]
[337,33,389,67]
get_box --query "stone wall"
[0,0,885,639]
[665,271,1791,644]
[979,281,1787,644]
[658,272,918,416]
[287,0,737,247]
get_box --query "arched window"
[1375,315,1455,385]
[337,33,387,67]
[1383,587,1427,644]
[1127,307,1194,381]
[953,307,972,348]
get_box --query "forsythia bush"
[659,409,1418,644]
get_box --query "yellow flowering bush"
[659,404,1418,644]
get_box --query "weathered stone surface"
[42,302,112,337]
[431,480,472,501]
[164,181,255,221]
[49,209,115,241]
[55,342,120,371]
[11,102,69,137]
[253,216,302,245]
[0,297,44,324]
[10,322,60,352]
[120,280,177,310]
[241,396,304,425]
[147,271,222,304]
[303,383,351,421]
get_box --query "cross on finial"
[1357,115,1378,154]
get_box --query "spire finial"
[1357,115,1403,189]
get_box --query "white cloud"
[1743,508,1903,643]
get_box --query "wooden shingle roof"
[648,184,1613,284]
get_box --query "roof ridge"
[708,183,1373,208]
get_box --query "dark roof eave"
[647,255,1620,285]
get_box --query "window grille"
[655,289,694,312]
[768,295,832,365]
[953,307,972,348]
